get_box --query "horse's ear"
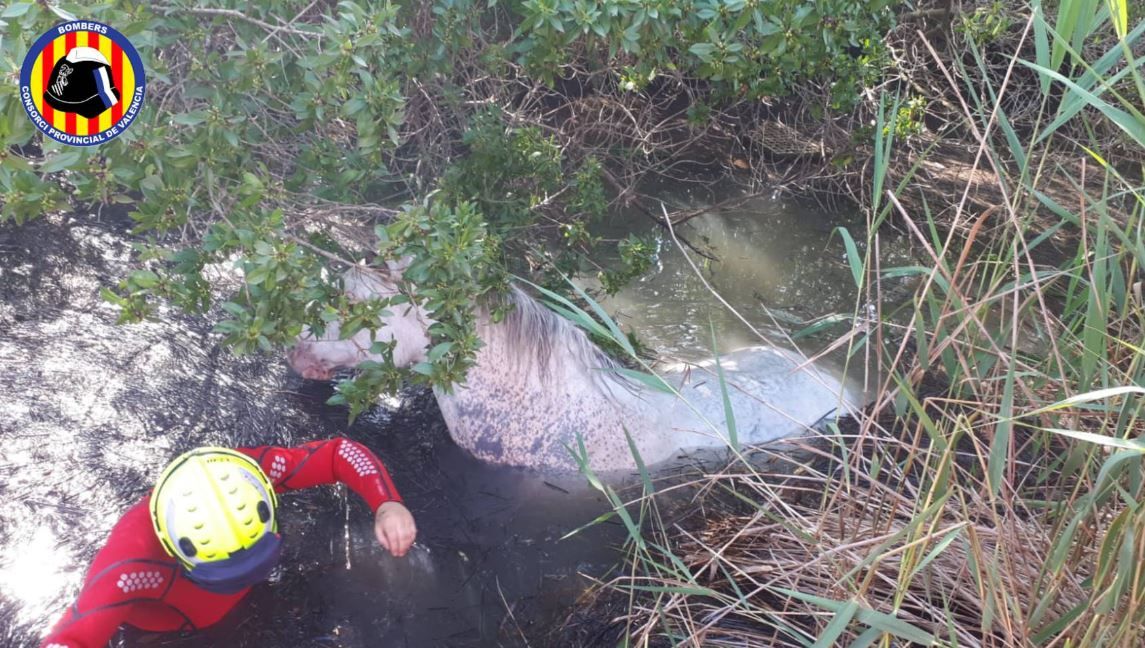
[356,255,411,280]
[384,256,413,276]
[342,266,384,301]
[342,258,414,301]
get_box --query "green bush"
[513,0,895,108]
[0,0,898,413]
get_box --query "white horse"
[288,264,863,472]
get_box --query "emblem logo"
[19,20,146,146]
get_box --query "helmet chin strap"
[181,531,284,595]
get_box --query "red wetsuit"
[39,438,402,648]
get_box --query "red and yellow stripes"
[28,30,136,135]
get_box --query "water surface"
[0,184,912,647]
[586,179,915,361]
[0,211,621,648]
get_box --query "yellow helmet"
[149,447,281,593]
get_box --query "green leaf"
[599,367,673,394]
[988,362,1016,497]
[518,276,634,357]
[813,599,860,648]
[688,42,716,61]
[130,270,159,288]
[565,277,635,357]
[834,226,865,288]
[245,265,269,286]
[908,526,964,580]
[172,111,209,127]
[48,4,76,20]
[1016,386,1145,418]
[1049,0,1090,73]
[427,341,454,362]
[1,3,32,18]
[1031,601,1088,644]
[710,318,738,450]
[99,286,126,305]
[623,426,654,498]
[757,18,781,36]
[40,151,82,174]
[793,313,851,339]
[1043,429,1145,452]
[138,174,164,197]
[1033,3,1051,93]
[1107,0,1128,38]
[881,265,951,294]
[1021,59,1145,147]
[774,587,934,645]
[221,301,246,317]
[847,626,886,648]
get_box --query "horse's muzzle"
[287,345,334,381]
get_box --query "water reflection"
[0,526,76,632]
[588,181,915,360]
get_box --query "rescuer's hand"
[374,501,417,557]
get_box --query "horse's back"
[436,343,676,472]
[664,346,861,445]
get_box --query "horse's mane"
[344,264,641,399]
[489,286,640,399]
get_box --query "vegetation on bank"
[562,3,1145,647]
[2,0,1145,646]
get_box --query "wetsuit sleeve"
[40,506,179,648]
[239,438,402,511]
[39,594,127,648]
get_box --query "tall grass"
[567,2,1145,646]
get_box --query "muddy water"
[0,211,620,648]
[586,179,916,363]
[0,189,910,647]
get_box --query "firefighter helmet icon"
[44,46,122,119]
[19,20,146,146]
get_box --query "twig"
[282,233,368,269]
[599,169,718,262]
[152,6,322,38]
[261,0,320,44]
[661,202,773,347]
[495,576,531,647]
[666,190,771,228]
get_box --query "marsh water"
[0,186,911,647]
[586,179,915,365]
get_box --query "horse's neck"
[469,297,647,408]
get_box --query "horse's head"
[287,260,431,381]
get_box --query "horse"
[287,265,863,472]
